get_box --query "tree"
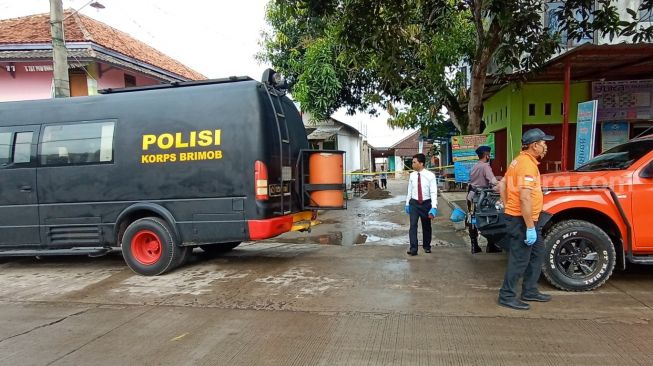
[259,1,653,135]
[258,2,381,122]
[259,0,475,133]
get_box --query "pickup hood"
[541,171,612,189]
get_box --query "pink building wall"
[0,62,53,102]
[97,67,127,90]
[97,67,159,90]
[1,61,162,102]
[135,73,160,87]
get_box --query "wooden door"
[69,73,88,97]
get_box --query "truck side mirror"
[640,161,653,179]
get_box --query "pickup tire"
[200,242,241,255]
[121,217,182,276]
[542,220,616,291]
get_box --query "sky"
[0,0,415,147]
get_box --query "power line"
[108,0,159,43]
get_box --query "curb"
[441,193,464,212]
[440,193,467,231]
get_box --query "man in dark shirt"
[467,146,501,254]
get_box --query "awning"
[307,126,342,140]
[529,43,653,82]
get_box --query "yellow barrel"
[309,152,344,207]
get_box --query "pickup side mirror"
[640,161,653,179]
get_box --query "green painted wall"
[483,81,591,163]
[521,82,590,125]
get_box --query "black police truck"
[0,70,344,275]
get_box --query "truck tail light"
[255,160,269,201]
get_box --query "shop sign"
[592,80,653,121]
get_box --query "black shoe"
[407,250,417,256]
[471,245,482,254]
[521,292,552,302]
[486,245,502,253]
[424,248,431,253]
[498,298,530,310]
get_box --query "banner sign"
[574,100,598,169]
[450,134,495,162]
[601,121,629,152]
[451,134,494,183]
[453,160,477,183]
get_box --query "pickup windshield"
[575,139,653,172]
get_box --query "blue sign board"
[574,100,598,169]
[454,160,477,183]
[601,121,629,152]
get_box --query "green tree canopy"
[259,0,653,135]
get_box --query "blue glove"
[524,227,537,246]
[405,205,410,214]
[428,208,437,218]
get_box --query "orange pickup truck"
[540,135,653,291]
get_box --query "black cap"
[522,128,554,145]
[475,145,491,155]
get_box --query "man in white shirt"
[405,153,438,256]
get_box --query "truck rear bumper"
[248,211,314,240]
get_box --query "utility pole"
[50,0,70,98]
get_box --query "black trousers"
[498,214,545,301]
[466,199,479,242]
[409,198,432,252]
[381,178,387,189]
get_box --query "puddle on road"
[356,234,383,243]
[278,231,405,246]
[360,221,402,230]
[280,231,455,247]
[317,218,341,225]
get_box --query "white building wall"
[394,156,404,173]
[337,133,361,188]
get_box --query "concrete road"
[1,179,653,365]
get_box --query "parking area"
[1,179,653,365]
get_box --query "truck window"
[576,139,653,172]
[0,131,33,166]
[0,132,10,165]
[40,121,115,165]
[14,132,33,163]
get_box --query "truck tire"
[542,220,616,291]
[121,217,182,276]
[174,246,192,268]
[200,242,241,255]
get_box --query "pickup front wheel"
[542,220,616,291]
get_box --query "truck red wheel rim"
[131,230,162,265]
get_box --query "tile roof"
[0,10,205,81]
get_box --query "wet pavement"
[1,179,653,365]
